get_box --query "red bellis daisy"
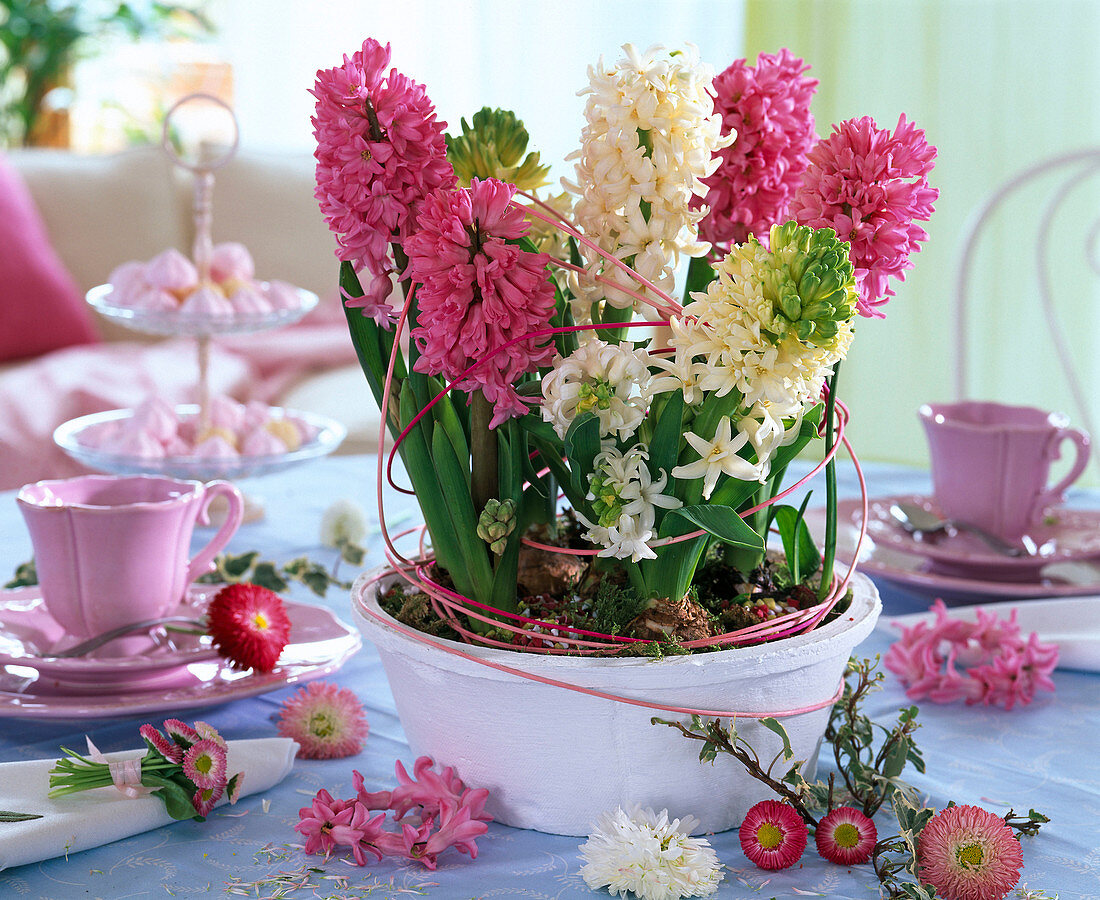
[815,805,878,865]
[206,583,292,672]
[739,799,808,870]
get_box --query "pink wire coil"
[360,196,871,718]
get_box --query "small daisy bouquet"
[48,719,244,821]
[314,41,937,650]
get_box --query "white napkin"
[0,737,298,871]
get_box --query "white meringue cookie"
[241,427,288,456]
[206,395,246,432]
[242,400,272,433]
[130,286,179,312]
[106,430,166,458]
[130,397,178,444]
[229,285,273,315]
[263,280,302,311]
[293,418,320,444]
[176,419,199,445]
[179,285,234,317]
[163,435,190,456]
[210,242,255,282]
[144,249,198,293]
[107,261,148,306]
[192,435,239,459]
[77,420,124,450]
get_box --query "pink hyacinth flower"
[405,178,556,428]
[330,801,387,866]
[970,632,1059,711]
[295,789,354,857]
[388,756,482,820]
[311,38,455,327]
[422,797,491,860]
[352,768,392,811]
[791,113,938,317]
[375,819,439,869]
[697,48,818,250]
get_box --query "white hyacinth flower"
[319,498,368,547]
[579,805,723,899]
[564,43,733,319]
[579,445,681,563]
[672,416,765,499]
[736,403,805,479]
[541,339,653,441]
[669,240,854,416]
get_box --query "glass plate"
[86,283,319,337]
[54,404,346,482]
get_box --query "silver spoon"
[888,501,1029,558]
[45,616,206,659]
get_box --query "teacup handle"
[1037,427,1091,513]
[185,481,245,584]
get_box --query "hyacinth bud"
[446,107,551,190]
[760,221,858,350]
[476,498,517,555]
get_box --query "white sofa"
[5,144,379,456]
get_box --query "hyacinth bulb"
[446,107,551,190]
[760,220,858,350]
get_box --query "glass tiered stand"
[54,94,346,483]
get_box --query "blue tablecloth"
[0,456,1095,899]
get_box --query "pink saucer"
[0,584,219,684]
[0,597,361,717]
[856,495,1100,580]
[805,503,1100,604]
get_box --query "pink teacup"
[920,401,1091,541]
[16,475,243,639]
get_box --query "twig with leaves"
[658,656,1050,898]
[196,540,364,599]
[655,656,924,827]
[3,559,36,589]
[816,656,924,818]
[655,713,823,826]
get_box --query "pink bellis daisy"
[276,681,370,759]
[182,739,228,790]
[311,38,455,323]
[739,799,808,870]
[696,49,818,251]
[206,583,292,673]
[918,804,1023,900]
[405,177,556,428]
[191,780,225,819]
[139,723,183,764]
[163,718,200,748]
[815,805,878,865]
[790,113,938,317]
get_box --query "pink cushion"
[0,154,99,362]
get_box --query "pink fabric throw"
[0,154,100,362]
[0,313,359,490]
